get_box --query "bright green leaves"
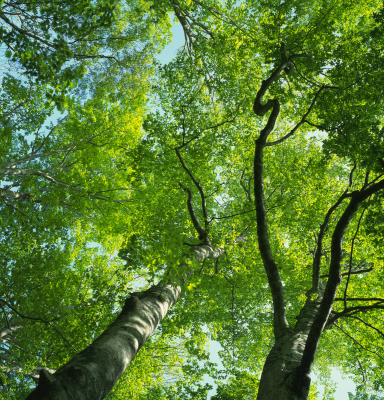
[0,0,112,102]
[363,195,384,252]
[0,0,170,105]
[212,371,259,399]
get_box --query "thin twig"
[0,299,78,353]
[334,323,384,360]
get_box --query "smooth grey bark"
[25,245,224,400]
[25,284,182,400]
[0,324,22,342]
[256,293,324,400]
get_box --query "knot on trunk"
[26,369,67,400]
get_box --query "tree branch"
[209,208,256,222]
[172,0,196,48]
[311,189,349,293]
[0,13,56,49]
[320,265,373,279]
[347,315,384,340]
[343,206,368,309]
[0,299,78,354]
[178,182,207,243]
[172,1,215,39]
[334,323,384,360]
[334,297,384,302]
[175,147,209,232]
[301,178,384,376]
[266,85,325,146]
[252,44,311,337]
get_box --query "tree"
[0,1,174,395]
[4,0,384,399]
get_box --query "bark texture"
[25,245,223,400]
[26,284,180,400]
[257,294,323,400]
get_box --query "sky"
[154,18,357,400]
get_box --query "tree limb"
[300,178,384,377]
[175,147,209,232]
[343,206,368,309]
[334,323,384,360]
[0,299,78,354]
[252,44,311,337]
[178,182,207,243]
[311,189,349,293]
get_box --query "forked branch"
[300,177,384,378]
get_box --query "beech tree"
[2,0,384,399]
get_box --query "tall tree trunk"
[257,296,322,400]
[25,245,223,400]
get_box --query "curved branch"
[252,46,310,337]
[347,315,384,340]
[172,1,215,39]
[0,13,56,49]
[0,299,78,354]
[175,148,209,231]
[179,182,207,243]
[327,303,384,327]
[253,48,311,118]
[312,189,349,293]
[172,0,196,47]
[334,323,384,360]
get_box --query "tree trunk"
[257,296,322,400]
[25,284,181,400]
[25,245,223,400]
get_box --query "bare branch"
[300,178,384,378]
[334,297,384,302]
[0,13,56,49]
[172,0,196,47]
[209,208,256,223]
[172,1,215,39]
[347,315,384,340]
[175,148,209,231]
[320,265,373,279]
[190,0,254,40]
[34,114,70,153]
[252,44,309,337]
[349,163,357,187]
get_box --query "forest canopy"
[1,0,384,399]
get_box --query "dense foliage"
[1,0,384,399]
